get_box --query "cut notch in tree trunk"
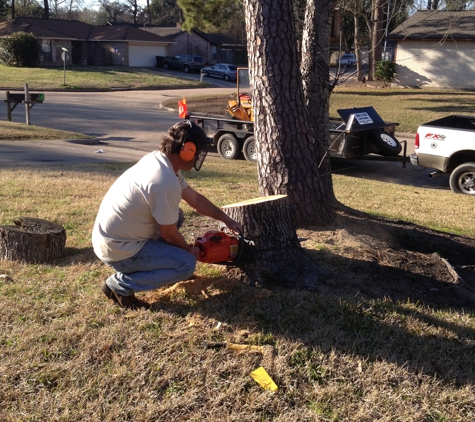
[222,195,326,289]
[0,217,66,263]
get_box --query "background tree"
[123,0,139,23]
[96,0,130,23]
[13,0,44,17]
[43,0,49,18]
[150,0,182,25]
[49,0,84,19]
[0,0,9,19]
[177,0,243,33]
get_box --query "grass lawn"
[0,65,208,91]
[0,120,93,140]
[1,160,475,421]
[2,67,475,420]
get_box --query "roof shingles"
[388,10,475,41]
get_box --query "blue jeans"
[104,239,196,296]
[103,210,196,296]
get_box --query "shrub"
[374,60,396,86]
[0,32,42,67]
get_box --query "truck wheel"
[183,65,190,73]
[449,162,475,195]
[217,134,239,160]
[243,136,257,162]
[163,62,169,69]
[373,130,402,156]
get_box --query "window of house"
[42,40,52,61]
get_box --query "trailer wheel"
[243,136,257,162]
[217,134,239,160]
[449,162,475,195]
[373,130,402,156]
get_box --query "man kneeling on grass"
[92,121,242,310]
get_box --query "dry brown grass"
[1,160,475,421]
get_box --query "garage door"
[129,44,167,67]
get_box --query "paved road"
[0,84,449,191]
[1,86,236,167]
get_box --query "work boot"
[101,283,150,310]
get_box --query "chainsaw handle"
[220,226,243,237]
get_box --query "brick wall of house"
[168,32,211,63]
[393,40,475,89]
[40,40,73,67]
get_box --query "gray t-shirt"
[92,151,188,262]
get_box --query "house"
[140,25,247,65]
[388,10,475,89]
[0,17,170,67]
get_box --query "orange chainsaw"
[193,229,253,265]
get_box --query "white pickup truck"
[410,115,475,195]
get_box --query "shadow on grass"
[148,211,475,387]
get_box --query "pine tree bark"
[301,0,338,209]
[0,217,66,263]
[243,0,333,227]
[222,195,324,288]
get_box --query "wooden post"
[221,195,322,288]
[6,90,11,121]
[24,83,30,125]
[0,217,66,263]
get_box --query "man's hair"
[159,121,210,155]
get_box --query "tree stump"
[222,195,323,289]
[0,217,66,263]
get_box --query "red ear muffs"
[180,141,197,161]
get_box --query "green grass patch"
[0,120,92,140]
[0,65,209,91]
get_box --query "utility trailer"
[189,106,408,165]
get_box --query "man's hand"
[223,217,242,234]
[189,246,200,260]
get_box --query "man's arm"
[159,223,200,259]
[182,186,242,233]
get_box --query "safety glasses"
[194,147,209,171]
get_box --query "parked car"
[338,53,356,67]
[162,54,205,73]
[201,63,238,82]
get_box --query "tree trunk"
[301,0,338,209]
[222,195,323,288]
[0,217,66,263]
[243,0,333,227]
[147,0,151,25]
[354,13,364,81]
[371,0,384,76]
[364,14,374,80]
[44,0,49,19]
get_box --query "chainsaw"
[193,229,254,265]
